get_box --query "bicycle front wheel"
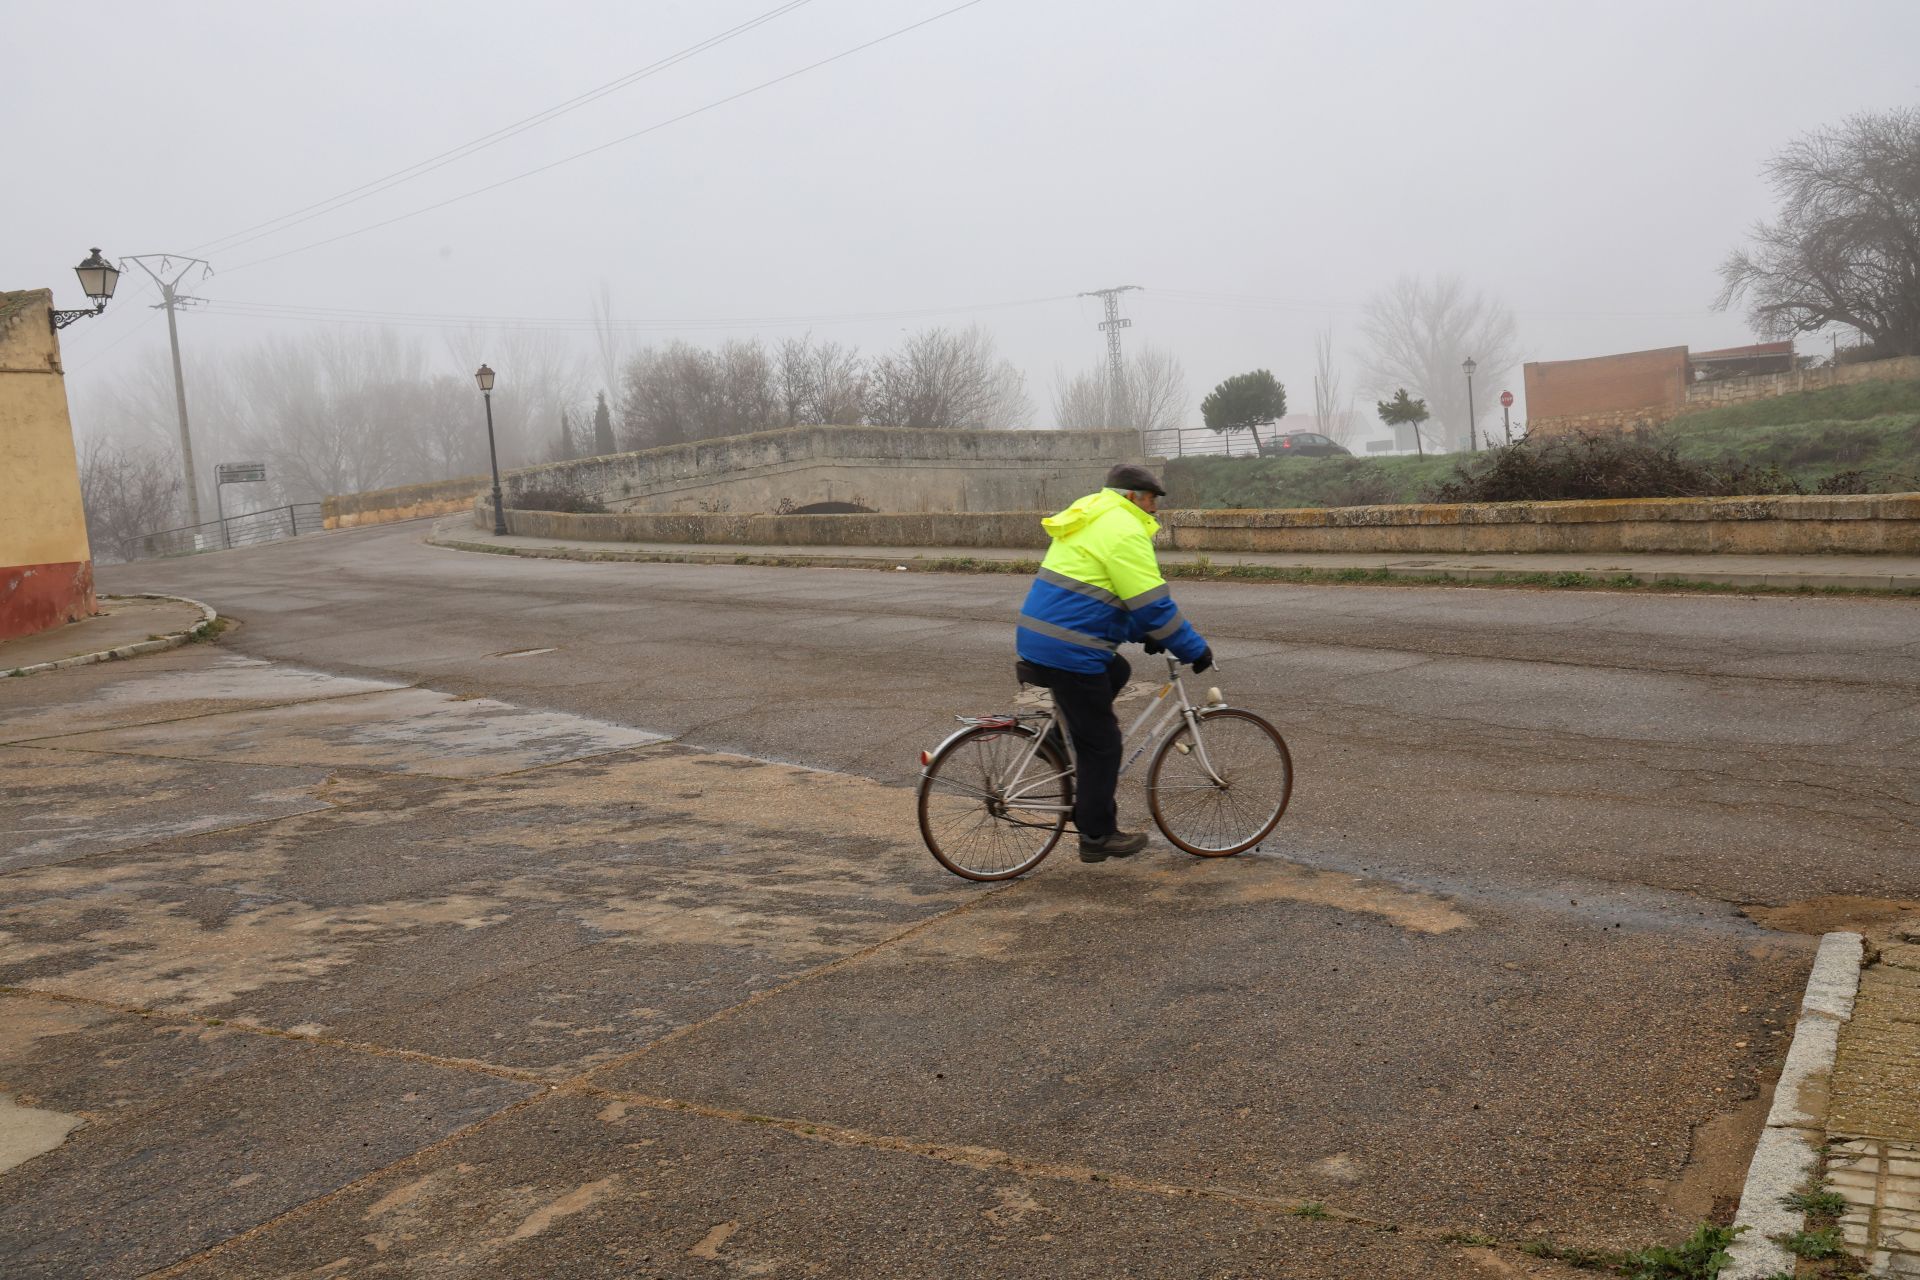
[917,724,1072,881]
[1147,708,1292,856]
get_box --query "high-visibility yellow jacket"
[1015,488,1206,674]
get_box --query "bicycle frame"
[935,655,1228,817]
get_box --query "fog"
[11,0,1919,512]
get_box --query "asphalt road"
[0,519,1910,1277]
[113,521,1920,908]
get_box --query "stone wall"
[500,506,1050,550]
[480,491,1920,557]
[497,425,1146,516]
[1157,494,1920,555]
[1682,354,1920,410]
[324,475,487,529]
[0,289,96,638]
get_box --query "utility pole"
[1078,285,1141,446]
[123,255,213,528]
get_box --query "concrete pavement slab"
[0,745,350,871]
[163,1090,1574,1280]
[0,745,973,1073]
[31,684,665,779]
[599,851,1810,1247]
[0,651,406,744]
[0,995,535,1280]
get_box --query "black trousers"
[1016,655,1132,840]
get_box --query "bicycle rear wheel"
[1147,708,1292,856]
[918,724,1072,881]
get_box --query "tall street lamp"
[1461,356,1478,452]
[475,363,508,537]
[52,248,121,328]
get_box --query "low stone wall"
[325,475,487,529]
[497,504,1049,550]
[1683,355,1920,410]
[485,491,1920,556]
[499,425,1145,516]
[1158,493,1920,555]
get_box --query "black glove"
[1191,647,1214,674]
[1143,637,1166,655]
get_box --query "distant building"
[1523,341,1799,437]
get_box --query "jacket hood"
[1041,488,1158,540]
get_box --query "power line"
[223,0,991,274]
[189,0,817,258]
[195,290,1075,333]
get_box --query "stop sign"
[1500,390,1514,408]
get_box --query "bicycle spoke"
[919,726,1069,879]
[1148,711,1291,855]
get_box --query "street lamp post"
[52,248,121,329]
[475,363,507,537]
[1461,356,1478,452]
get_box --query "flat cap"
[1104,463,1166,496]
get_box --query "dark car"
[1259,431,1352,458]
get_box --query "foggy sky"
[12,0,1920,433]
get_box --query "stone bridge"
[499,425,1147,516]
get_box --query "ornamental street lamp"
[1461,356,1479,452]
[52,248,121,329]
[475,363,507,537]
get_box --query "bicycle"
[916,654,1293,881]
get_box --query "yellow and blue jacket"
[1015,488,1207,674]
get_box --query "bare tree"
[1052,345,1188,435]
[1359,275,1519,451]
[1311,328,1361,448]
[776,335,867,426]
[78,436,183,563]
[618,338,784,449]
[1717,107,1920,357]
[866,325,1032,429]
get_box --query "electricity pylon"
[123,255,213,527]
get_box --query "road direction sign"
[1499,390,1514,408]
[217,462,267,484]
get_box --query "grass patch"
[1783,1188,1848,1217]
[187,616,230,643]
[1614,1223,1743,1279]
[1166,453,1457,510]
[1779,1226,1845,1260]
[1287,1202,1330,1220]
[1164,379,1920,510]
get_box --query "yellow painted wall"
[0,289,92,567]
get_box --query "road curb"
[1724,930,1865,1278]
[423,526,1920,595]
[3,594,219,678]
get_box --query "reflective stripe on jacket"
[1015,488,1207,674]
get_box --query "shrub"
[1423,429,1892,503]
[1425,431,1736,503]
[511,485,609,514]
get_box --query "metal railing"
[127,503,325,560]
[1143,426,1269,459]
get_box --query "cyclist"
[1015,463,1213,862]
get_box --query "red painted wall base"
[0,560,97,639]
